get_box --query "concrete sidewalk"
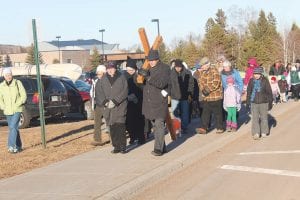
[0,102,297,200]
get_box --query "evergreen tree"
[182,34,200,67]
[4,55,12,67]
[205,18,215,33]
[158,42,172,64]
[90,47,101,70]
[215,9,227,29]
[26,44,44,65]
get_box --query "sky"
[1,0,299,49]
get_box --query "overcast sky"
[0,0,299,49]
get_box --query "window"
[67,59,72,63]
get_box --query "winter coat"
[0,79,27,115]
[198,67,223,102]
[95,71,128,125]
[288,70,300,85]
[269,65,285,76]
[246,76,273,105]
[142,61,170,120]
[124,72,143,111]
[278,79,288,93]
[270,82,280,96]
[169,67,194,100]
[221,69,244,93]
[223,85,241,111]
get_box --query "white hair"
[222,60,232,68]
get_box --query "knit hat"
[96,65,106,73]
[126,57,137,70]
[147,49,159,61]
[2,67,12,75]
[253,66,263,74]
[226,76,234,84]
[281,75,286,80]
[296,59,300,64]
[174,59,184,68]
[248,58,258,67]
[199,57,210,66]
[106,61,116,69]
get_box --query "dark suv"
[0,75,70,128]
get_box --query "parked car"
[78,71,95,85]
[59,77,93,120]
[0,75,70,128]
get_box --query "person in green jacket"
[0,67,27,153]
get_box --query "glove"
[107,100,116,109]
[138,68,150,77]
[202,87,210,97]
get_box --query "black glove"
[138,68,149,77]
[202,87,210,97]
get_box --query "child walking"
[246,67,273,140]
[270,76,280,104]
[223,76,241,132]
[277,75,288,103]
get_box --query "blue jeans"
[6,112,22,150]
[171,99,189,130]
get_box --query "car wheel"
[84,101,94,120]
[19,110,31,129]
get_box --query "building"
[0,39,145,70]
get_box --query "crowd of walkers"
[1,50,299,155]
[88,50,300,156]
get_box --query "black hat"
[126,56,137,70]
[106,61,116,69]
[174,59,184,68]
[296,59,300,64]
[147,49,159,61]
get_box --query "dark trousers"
[291,84,300,99]
[151,119,166,152]
[93,106,103,142]
[201,99,223,130]
[126,104,145,143]
[110,123,126,150]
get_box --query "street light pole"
[151,19,160,36]
[99,29,105,63]
[56,36,61,63]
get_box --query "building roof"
[48,39,107,48]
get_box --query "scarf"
[250,79,261,102]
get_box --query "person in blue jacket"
[220,60,243,93]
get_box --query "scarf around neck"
[250,79,261,102]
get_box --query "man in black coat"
[169,59,194,134]
[139,49,171,156]
[95,62,128,154]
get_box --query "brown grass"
[0,119,110,179]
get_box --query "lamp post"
[56,36,61,63]
[99,29,105,63]
[151,19,160,36]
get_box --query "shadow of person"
[268,114,277,132]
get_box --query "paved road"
[132,101,300,200]
[0,101,298,200]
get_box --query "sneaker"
[91,141,106,146]
[196,128,207,134]
[226,127,231,132]
[151,150,163,156]
[261,133,267,138]
[8,147,19,154]
[231,128,237,132]
[216,129,225,134]
[253,133,260,140]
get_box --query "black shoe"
[137,139,145,145]
[120,149,127,154]
[151,149,163,156]
[111,149,121,154]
